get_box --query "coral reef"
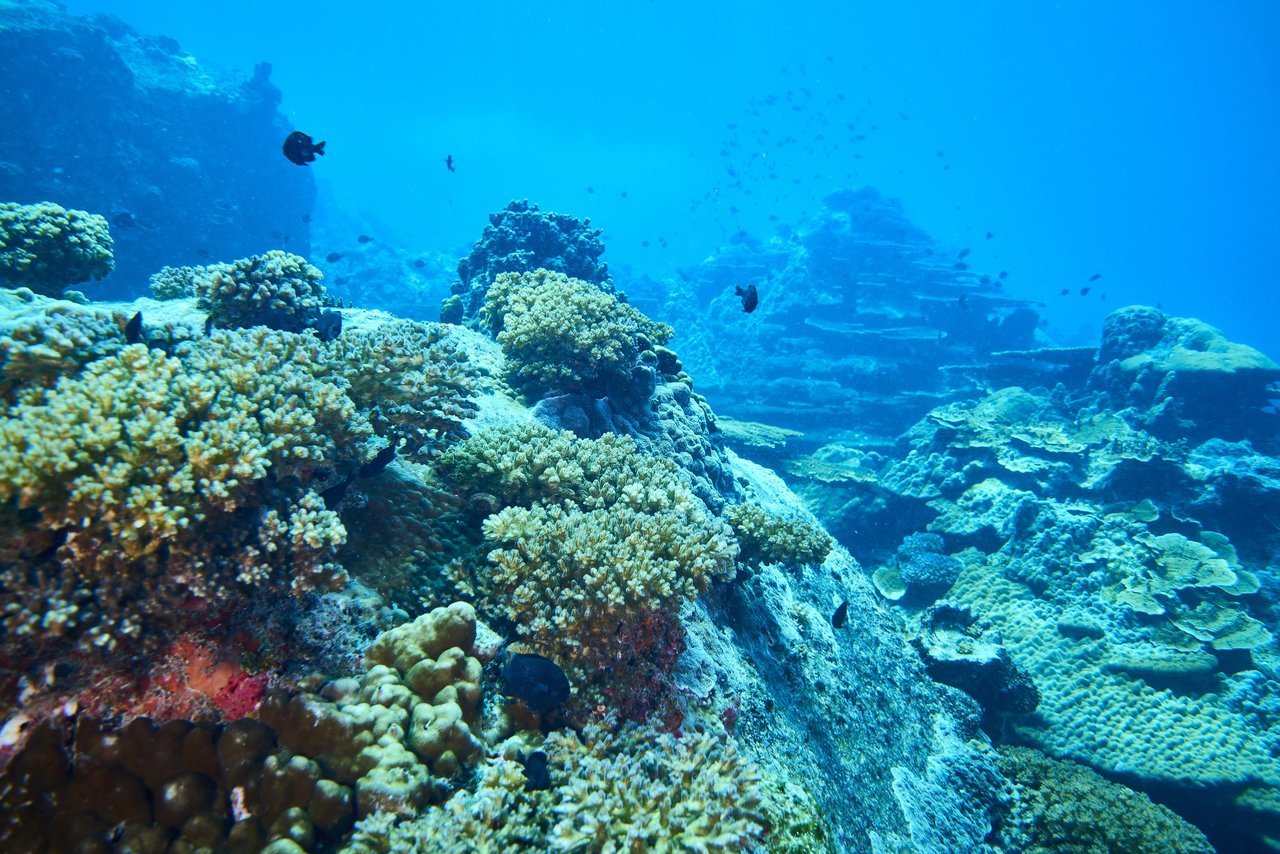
[0,0,313,292]
[195,250,327,331]
[0,289,125,401]
[992,746,1213,853]
[724,500,834,569]
[449,199,613,327]
[148,263,200,299]
[0,201,113,295]
[482,267,673,400]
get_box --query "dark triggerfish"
[735,284,759,313]
[283,131,325,166]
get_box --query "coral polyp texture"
[448,199,614,327]
[194,249,327,330]
[0,329,373,668]
[481,267,674,399]
[0,201,114,296]
[723,500,834,569]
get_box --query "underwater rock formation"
[0,1,313,294]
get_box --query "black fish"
[998,271,1008,280]
[359,443,396,478]
[519,751,551,791]
[326,252,344,263]
[125,311,144,345]
[957,247,971,259]
[249,307,293,331]
[985,231,994,239]
[320,477,352,510]
[832,601,848,629]
[314,310,343,342]
[446,154,455,173]
[302,213,312,223]
[735,284,759,313]
[1059,288,1070,296]
[283,131,325,166]
[357,234,373,244]
[1080,287,1092,297]
[1088,273,1102,282]
[957,294,969,310]
[502,652,570,713]
[204,315,215,336]
[954,261,969,271]
[413,259,426,269]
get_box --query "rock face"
[0,0,314,295]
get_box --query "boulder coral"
[0,201,114,295]
[195,249,327,331]
[481,268,673,400]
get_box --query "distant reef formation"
[634,187,1043,442]
[0,0,313,296]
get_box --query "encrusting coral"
[346,722,767,852]
[0,329,375,664]
[480,268,673,399]
[195,249,327,330]
[0,201,114,295]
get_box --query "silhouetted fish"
[320,477,352,510]
[735,284,759,313]
[998,271,1008,280]
[357,234,372,244]
[413,259,426,269]
[1059,289,1070,296]
[446,154,455,173]
[1080,287,1092,296]
[326,252,344,263]
[957,247,971,259]
[832,601,848,629]
[124,311,144,345]
[204,315,215,336]
[359,443,396,478]
[519,751,551,791]
[315,310,343,342]
[1088,273,1102,282]
[283,131,325,166]
[502,652,571,713]
[958,294,969,310]
[985,231,994,239]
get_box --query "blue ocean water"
[60,0,1280,349]
[2,1,1279,851]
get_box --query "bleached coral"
[0,201,114,295]
[480,268,672,399]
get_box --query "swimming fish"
[957,294,969,310]
[735,284,759,313]
[326,252,344,263]
[957,247,971,259]
[204,315,215,336]
[985,231,994,239]
[832,601,848,629]
[998,271,1008,280]
[314,310,343,342]
[413,259,426,269]
[1059,288,1070,296]
[502,651,571,713]
[124,311,144,345]
[519,751,551,791]
[446,154,455,173]
[1088,273,1102,282]
[282,131,325,166]
[357,234,373,244]
[1080,287,1092,296]
[320,478,352,510]
[359,443,396,478]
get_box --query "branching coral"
[194,249,326,330]
[724,501,833,570]
[0,201,114,295]
[148,263,200,299]
[0,329,374,662]
[0,291,124,402]
[480,268,673,399]
[348,723,766,852]
[324,319,477,461]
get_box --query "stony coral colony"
[0,201,830,851]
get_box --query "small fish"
[314,310,343,342]
[326,252,344,263]
[985,231,994,239]
[125,311,144,345]
[735,284,759,313]
[112,211,136,229]
[204,315,215,336]
[957,294,969,310]
[957,247,971,259]
[998,271,1008,280]
[519,751,551,791]
[1080,287,1092,297]
[413,259,426,269]
[586,186,595,194]
[1059,288,1070,296]
[1088,273,1102,282]
[446,154,455,173]
[302,213,312,223]
[954,261,969,271]
[359,443,396,478]
[832,601,848,629]
[357,234,372,244]
[282,131,325,166]
[320,477,352,510]
[502,651,571,713]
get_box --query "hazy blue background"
[65,0,1280,349]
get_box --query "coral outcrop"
[196,250,328,331]
[0,201,113,295]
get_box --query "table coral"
[0,329,374,666]
[195,249,327,330]
[481,268,673,400]
[0,201,114,296]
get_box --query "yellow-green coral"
[725,501,833,569]
[195,250,327,329]
[992,746,1213,853]
[0,292,124,402]
[0,201,114,295]
[148,264,200,299]
[346,723,766,852]
[0,329,374,657]
[324,320,477,460]
[480,268,673,398]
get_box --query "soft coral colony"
[0,200,829,851]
